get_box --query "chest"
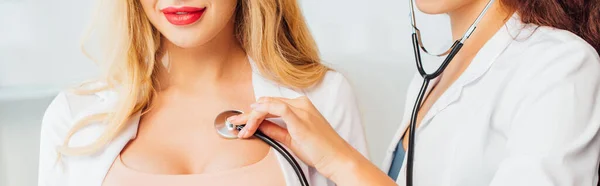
[117,87,272,175]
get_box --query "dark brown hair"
[502,0,600,53]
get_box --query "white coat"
[382,14,600,186]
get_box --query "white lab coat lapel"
[250,58,311,186]
[420,26,516,130]
[418,14,526,132]
[382,13,524,183]
[66,90,140,186]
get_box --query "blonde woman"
[37,0,368,185]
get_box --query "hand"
[228,96,358,178]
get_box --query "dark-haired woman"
[229,0,600,185]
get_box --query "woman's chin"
[164,36,207,49]
[416,0,451,15]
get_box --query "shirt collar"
[416,13,524,130]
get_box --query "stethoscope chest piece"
[214,110,244,139]
[213,109,310,186]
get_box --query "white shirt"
[38,68,369,186]
[382,14,600,186]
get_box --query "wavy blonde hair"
[59,0,328,156]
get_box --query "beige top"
[102,149,285,186]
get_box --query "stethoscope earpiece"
[214,110,245,139]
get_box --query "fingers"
[227,96,309,139]
[228,112,278,125]
[257,121,292,147]
[252,97,300,120]
[235,98,293,138]
[228,109,279,139]
[238,110,266,138]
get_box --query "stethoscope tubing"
[236,125,310,186]
[406,34,464,186]
[405,0,492,184]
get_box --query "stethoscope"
[405,0,496,185]
[209,0,495,185]
[213,110,310,186]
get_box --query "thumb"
[258,121,292,147]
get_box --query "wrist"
[318,144,364,182]
[317,144,397,186]
[330,153,363,183]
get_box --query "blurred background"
[0,0,451,185]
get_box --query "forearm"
[327,147,398,186]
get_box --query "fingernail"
[250,103,260,109]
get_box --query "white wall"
[0,98,52,186]
[0,1,98,88]
[0,0,451,185]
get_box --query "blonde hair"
[59,0,328,156]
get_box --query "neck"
[446,0,511,63]
[449,0,507,41]
[159,19,248,90]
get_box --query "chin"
[162,29,213,48]
[166,36,203,48]
[415,0,453,15]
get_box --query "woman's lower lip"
[163,10,204,26]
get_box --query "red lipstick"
[161,6,205,26]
